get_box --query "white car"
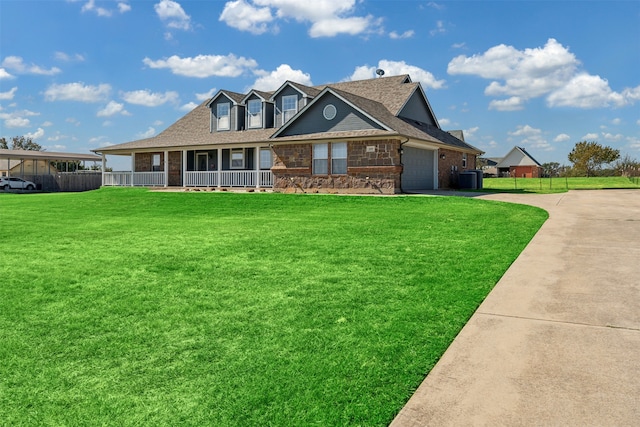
[0,177,37,191]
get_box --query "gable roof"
[207,90,245,107]
[496,146,543,168]
[317,74,416,116]
[94,74,482,155]
[271,81,321,100]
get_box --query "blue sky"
[1,0,639,169]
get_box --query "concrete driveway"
[391,189,640,426]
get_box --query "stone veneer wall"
[272,139,402,194]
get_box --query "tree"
[568,141,620,177]
[0,136,43,151]
[542,162,561,177]
[614,154,639,177]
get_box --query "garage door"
[402,146,435,190]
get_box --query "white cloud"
[582,133,599,140]
[137,127,156,139]
[427,2,445,10]
[309,15,380,38]
[180,102,199,112]
[25,128,45,140]
[155,0,191,30]
[389,30,414,40]
[489,96,524,111]
[42,121,53,127]
[44,82,111,102]
[448,38,640,110]
[601,132,623,141]
[547,74,638,108]
[2,56,61,76]
[143,54,258,78]
[121,89,179,107]
[54,51,85,62]
[0,87,17,100]
[347,60,445,90]
[196,88,217,101]
[554,133,571,142]
[219,0,273,35]
[438,118,451,127]
[464,126,479,139]
[0,68,14,79]
[430,20,446,36]
[220,0,382,38]
[508,124,552,150]
[118,2,131,13]
[79,0,131,17]
[0,109,40,128]
[97,100,130,117]
[251,64,312,91]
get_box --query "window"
[282,95,297,123]
[331,142,347,175]
[462,153,468,168]
[260,148,272,170]
[231,148,244,169]
[248,99,262,128]
[152,154,161,171]
[217,103,230,130]
[313,143,328,175]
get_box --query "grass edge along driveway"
[0,188,547,426]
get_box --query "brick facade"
[510,165,542,178]
[272,139,402,194]
[437,148,477,189]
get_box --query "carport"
[0,149,102,192]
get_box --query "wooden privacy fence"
[19,172,102,192]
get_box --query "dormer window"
[282,95,297,123]
[217,103,230,131]
[248,99,262,128]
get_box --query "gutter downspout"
[398,138,409,194]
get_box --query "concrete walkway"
[391,189,640,426]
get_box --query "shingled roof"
[94,74,481,155]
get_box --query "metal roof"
[0,149,102,162]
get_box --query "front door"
[197,153,207,171]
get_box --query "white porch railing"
[102,171,164,186]
[185,171,218,187]
[133,172,165,186]
[104,170,273,188]
[103,172,132,186]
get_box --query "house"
[495,146,544,178]
[93,74,483,194]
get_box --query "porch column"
[131,153,135,186]
[216,148,221,188]
[101,154,106,186]
[164,150,169,187]
[182,150,187,188]
[255,147,260,189]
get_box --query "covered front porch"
[100,146,274,189]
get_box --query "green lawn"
[482,176,640,193]
[0,188,547,426]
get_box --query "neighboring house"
[93,74,483,193]
[477,157,500,177]
[495,146,543,178]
